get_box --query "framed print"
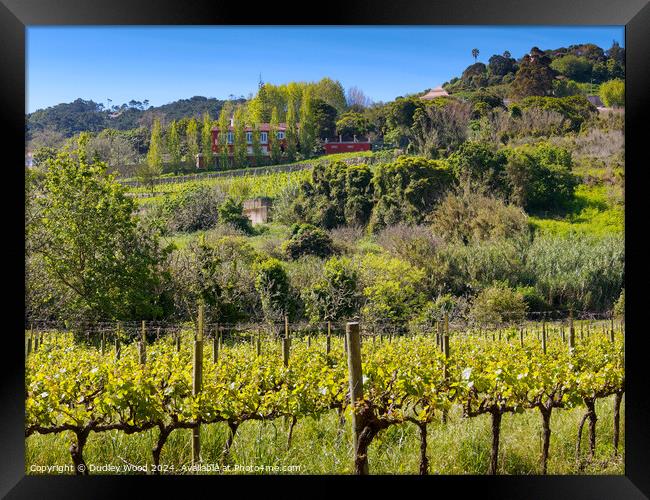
[1,0,648,497]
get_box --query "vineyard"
[25,314,625,475]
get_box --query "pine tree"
[186,118,199,168]
[201,112,214,169]
[286,97,298,162]
[269,107,282,165]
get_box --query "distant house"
[587,95,605,108]
[421,86,449,100]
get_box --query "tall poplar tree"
[286,97,298,162]
[186,117,199,168]
[252,122,263,166]
[201,112,214,169]
[218,104,231,170]
[233,106,248,168]
[167,120,181,171]
[269,107,282,165]
[299,88,316,157]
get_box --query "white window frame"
[260,132,268,144]
[227,132,234,144]
[246,131,253,144]
[277,131,285,140]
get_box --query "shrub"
[370,156,454,231]
[163,185,225,233]
[599,79,624,107]
[470,281,528,325]
[429,192,530,244]
[254,258,291,322]
[519,95,597,131]
[283,223,336,260]
[304,256,360,322]
[217,197,253,234]
[447,142,509,198]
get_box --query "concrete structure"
[421,86,449,100]
[243,197,272,225]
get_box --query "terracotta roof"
[421,86,449,100]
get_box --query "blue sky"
[27,26,624,113]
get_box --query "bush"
[217,197,253,234]
[447,142,509,198]
[254,258,291,322]
[430,192,530,245]
[599,79,624,107]
[519,95,597,131]
[470,281,528,325]
[163,185,225,233]
[283,223,336,260]
[370,156,454,231]
[304,256,360,322]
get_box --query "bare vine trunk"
[613,391,623,456]
[489,410,502,475]
[354,425,377,475]
[70,428,90,475]
[223,421,239,460]
[418,422,429,475]
[152,425,171,474]
[539,405,552,474]
[576,411,589,465]
[585,398,597,460]
[287,416,297,451]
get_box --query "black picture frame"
[2,0,647,497]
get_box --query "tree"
[312,99,338,140]
[304,256,359,322]
[167,120,182,170]
[447,141,508,198]
[269,107,282,164]
[142,118,164,189]
[370,156,454,231]
[233,106,248,168]
[346,86,372,109]
[409,99,472,157]
[472,48,479,62]
[298,88,316,157]
[470,281,528,325]
[254,258,291,323]
[201,112,214,169]
[312,77,347,113]
[186,117,199,168]
[600,79,625,108]
[511,47,556,98]
[218,197,253,234]
[251,122,264,166]
[30,148,170,321]
[335,112,372,140]
[217,104,231,170]
[550,55,593,82]
[488,54,517,77]
[285,97,298,161]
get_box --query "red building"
[323,140,371,155]
[212,122,291,157]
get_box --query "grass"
[26,395,623,475]
[530,184,624,236]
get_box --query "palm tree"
[472,48,479,62]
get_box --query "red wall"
[323,142,371,155]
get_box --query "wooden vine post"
[139,320,147,364]
[115,322,121,360]
[568,310,575,351]
[442,318,450,424]
[346,322,368,475]
[212,324,219,363]
[326,321,331,355]
[192,305,204,466]
[610,313,615,343]
[541,320,547,355]
[282,314,290,367]
[519,328,524,348]
[256,330,262,356]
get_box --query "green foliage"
[550,55,593,82]
[233,107,248,168]
[162,185,225,233]
[285,98,298,162]
[298,88,317,156]
[470,281,528,324]
[599,79,624,108]
[269,107,283,165]
[487,54,518,77]
[312,99,338,139]
[218,104,232,170]
[447,142,508,197]
[304,256,359,322]
[254,258,291,322]
[29,149,171,321]
[613,289,624,318]
[335,112,372,139]
[519,95,597,131]
[370,156,454,231]
[504,143,578,211]
[511,48,556,98]
[217,197,253,234]
[201,112,214,168]
[283,224,335,260]
[167,120,182,169]
[186,118,199,168]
